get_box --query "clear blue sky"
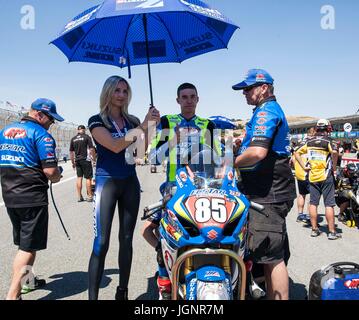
[0,0,358,125]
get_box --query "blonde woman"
[87,76,160,300]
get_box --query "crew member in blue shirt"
[0,98,64,300]
[232,69,296,300]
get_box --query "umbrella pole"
[142,14,154,108]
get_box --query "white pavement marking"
[52,175,77,187]
[0,176,76,207]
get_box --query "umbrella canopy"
[51,0,239,106]
[209,116,236,129]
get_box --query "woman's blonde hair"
[99,76,140,129]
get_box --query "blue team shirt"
[0,117,58,207]
[88,114,137,178]
[237,97,296,203]
[239,97,291,163]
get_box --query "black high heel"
[115,287,128,300]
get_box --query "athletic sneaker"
[85,197,93,202]
[296,214,306,223]
[297,214,313,224]
[21,277,46,294]
[310,229,321,237]
[328,232,342,240]
[78,196,84,202]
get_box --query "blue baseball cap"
[232,69,274,90]
[31,98,64,122]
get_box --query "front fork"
[171,248,246,300]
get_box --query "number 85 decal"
[195,198,227,223]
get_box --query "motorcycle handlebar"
[141,200,164,220]
[145,200,163,212]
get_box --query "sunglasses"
[243,84,263,93]
[41,112,55,123]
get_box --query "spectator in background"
[69,125,96,202]
[337,141,344,168]
[292,127,315,223]
[353,138,359,159]
[295,119,340,240]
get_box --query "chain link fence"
[0,107,78,160]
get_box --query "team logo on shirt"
[256,118,266,125]
[4,128,27,139]
[43,137,53,143]
[251,137,267,142]
[0,144,26,153]
[1,154,25,162]
[254,125,267,135]
[47,152,55,158]
[255,126,267,131]
[257,112,267,117]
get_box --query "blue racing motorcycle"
[143,148,264,300]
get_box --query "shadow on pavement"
[38,268,118,300]
[301,215,344,237]
[289,277,308,300]
[136,274,158,300]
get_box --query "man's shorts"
[297,179,310,195]
[75,160,93,179]
[309,176,336,207]
[247,200,293,264]
[7,206,48,252]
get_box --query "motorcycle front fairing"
[159,166,250,249]
[158,157,251,299]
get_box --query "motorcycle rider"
[143,82,221,300]
[335,162,358,222]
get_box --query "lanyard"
[111,117,127,137]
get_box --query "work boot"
[115,287,128,300]
[157,276,172,300]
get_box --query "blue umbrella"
[51,0,239,106]
[209,116,236,129]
